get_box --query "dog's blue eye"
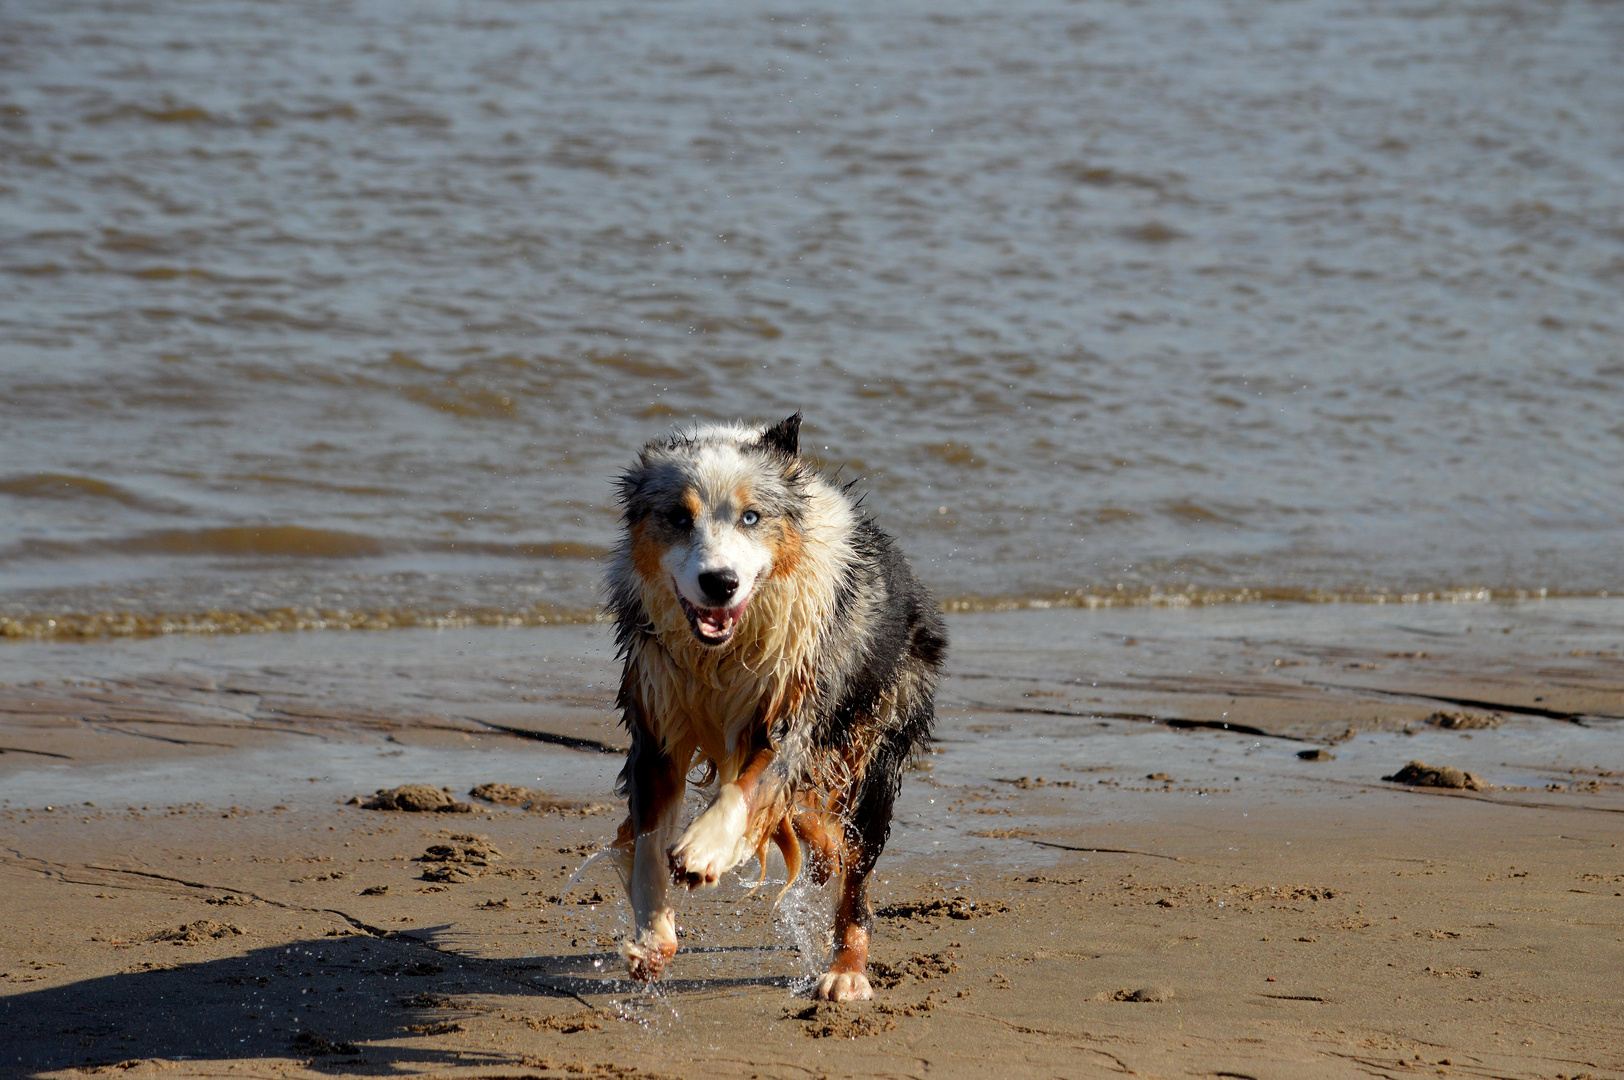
[741,510,759,527]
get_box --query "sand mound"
[876,896,1010,921]
[417,836,501,883]
[398,993,460,1008]
[357,785,474,813]
[789,1002,897,1039]
[292,1031,360,1056]
[468,782,533,806]
[1423,710,1502,730]
[150,919,243,945]
[405,1021,465,1036]
[1383,760,1492,791]
[423,864,478,883]
[867,952,960,988]
[1100,986,1174,1002]
[516,1011,602,1033]
[468,782,609,815]
[420,836,502,863]
[969,827,1034,839]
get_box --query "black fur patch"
[824,517,946,869]
[758,411,802,458]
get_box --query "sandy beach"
[3,600,1621,1079]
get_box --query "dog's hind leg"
[813,850,875,1002]
[813,734,913,1001]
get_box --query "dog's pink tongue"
[697,604,742,636]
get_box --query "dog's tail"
[770,813,803,904]
[742,811,804,905]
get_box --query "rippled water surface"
[3,0,1621,634]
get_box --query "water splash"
[766,864,835,992]
[558,848,616,904]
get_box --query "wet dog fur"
[604,413,947,1001]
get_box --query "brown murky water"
[2,0,1622,637]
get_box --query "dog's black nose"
[697,569,739,605]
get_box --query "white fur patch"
[662,445,774,616]
[620,905,677,981]
[667,784,753,887]
[814,971,873,1002]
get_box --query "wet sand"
[2,600,1622,1079]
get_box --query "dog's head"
[616,413,807,648]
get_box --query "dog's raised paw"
[619,936,677,982]
[667,787,748,888]
[668,843,731,888]
[813,971,873,1002]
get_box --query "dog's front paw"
[813,970,873,1002]
[619,935,677,982]
[620,906,678,982]
[668,786,748,889]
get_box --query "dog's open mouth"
[675,586,747,647]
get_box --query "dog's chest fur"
[627,552,843,781]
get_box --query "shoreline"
[2,600,1621,1077]
[2,585,1618,644]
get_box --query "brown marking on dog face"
[682,488,704,522]
[732,482,753,519]
[630,520,667,585]
[767,520,805,580]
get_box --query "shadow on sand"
[0,927,799,1076]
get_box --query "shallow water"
[3,0,1622,633]
[4,600,1619,815]
[0,740,619,814]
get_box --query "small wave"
[1,526,608,562]
[402,384,518,418]
[1051,161,1176,195]
[2,585,1605,643]
[1121,221,1186,245]
[920,441,986,468]
[0,604,600,642]
[129,266,214,281]
[939,585,1581,613]
[0,473,159,509]
[1160,500,1234,524]
[85,103,217,125]
[122,526,388,559]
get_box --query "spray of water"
[550,789,848,1008]
[559,848,614,901]
[759,857,835,992]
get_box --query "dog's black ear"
[616,468,644,510]
[761,412,802,457]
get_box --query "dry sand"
[1,599,1621,1079]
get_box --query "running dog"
[605,413,947,1001]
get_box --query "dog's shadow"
[0,929,810,1076]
